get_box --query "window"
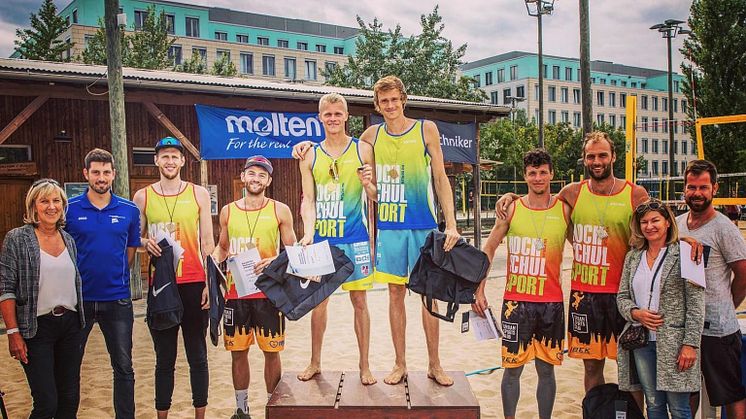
[663,140,669,154]
[600,78,607,85]
[673,99,679,113]
[561,87,568,103]
[621,115,627,127]
[673,140,678,154]
[132,147,156,166]
[168,45,182,65]
[653,139,659,154]
[573,112,581,128]
[641,95,648,110]
[565,67,573,81]
[534,110,540,123]
[681,161,687,176]
[240,53,253,74]
[573,88,581,104]
[192,47,207,62]
[215,32,227,41]
[490,91,499,105]
[72,9,78,23]
[621,80,627,87]
[297,42,308,50]
[64,37,72,60]
[682,100,688,114]
[516,85,525,98]
[691,141,696,155]
[485,72,493,86]
[186,17,199,37]
[577,68,581,81]
[642,116,649,132]
[596,91,604,106]
[549,110,557,124]
[682,141,688,155]
[165,14,175,34]
[642,138,649,153]
[134,10,149,30]
[334,46,344,54]
[534,85,539,101]
[236,34,249,44]
[65,15,70,26]
[561,111,569,123]
[620,93,626,107]
[662,118,668,133]
[674,121,679,134]
[284,57,296,79]
[548,86,556,102]
[609,92,616,107]
[278,39,289,48]
[662,160,668,176]
[324,61,336,75]
[305,60,317,80]
[543,64,548,78]
[611,79,617,86]
[591,77,596,84]
[652,160,659,175]
[503,88,511,104]
[552,65,560,79]
[631,81,637,88]
[84,34,94,47]
[497,69,505,83]
[474,74,481,88]
[609,114,616,127]
[216,49,230,61]
[652,96,658,111]
[316,44,326,53]
[258,37,269,46]
[510,65,518,80]
[596,113,605,125]
[662,98,668,112]
[674,80,680,92]
[262,55,275,76]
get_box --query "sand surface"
[5,226,744,418]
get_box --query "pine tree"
[127,5,175,70]
[681,0,746,173]
[80,18,128,65]
[14,0,72,61]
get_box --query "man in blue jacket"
[66,148,141,419]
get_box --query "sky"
[1,0,692,73]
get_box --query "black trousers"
[148,282,209,411]
[21,311,83,419]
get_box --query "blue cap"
[154,136,184,153]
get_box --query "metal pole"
[579,0,593,137]
[537,12,545,148]
[105,0,130,198]
[667,34,675,200]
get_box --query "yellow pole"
[461,176,466,214]
[625,95,638,181]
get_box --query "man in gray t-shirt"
[676,160,746,418]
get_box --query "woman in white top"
[616,199,705,419]
[0,179,85,419]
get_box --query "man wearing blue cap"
[133,137,215,419]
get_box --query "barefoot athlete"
[297,93,378,385]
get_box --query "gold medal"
[326,183,337,193]
[388,168,399,179]
[166,222,177,233]
[535,239,544,251]
[597,226,609,239]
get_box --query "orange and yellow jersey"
[570,180,634,293]
[145,182,205,284]
[504,198,568,302]
[225,199,280,300]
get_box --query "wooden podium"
[266,370,480,418]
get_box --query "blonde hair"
[318,93,348,113]
[583,131,616,157]
[373,75,407,112]
[629,199,679,250]
[24,179,68,229]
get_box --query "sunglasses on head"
[32,178,60,188]
[635,200,665,214]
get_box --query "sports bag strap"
[645,247,669,309]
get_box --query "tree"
[212,53,238,77]
[178,50,208,74]
[81,18,128,65]
[324,7,486,102]
[14,0,72,61]
[681,0,746,173]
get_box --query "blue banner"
[195,104,324,159]
[370,115,477,164]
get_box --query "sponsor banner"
[196,104,324,159]
[371,115,477,164]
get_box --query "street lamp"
[507,95,527,193]
[525,0,555,149]
[650,19,689,201]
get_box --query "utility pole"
[579,0,593,138]
[105,0,130,198]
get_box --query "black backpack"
[582,383,645,419]
[146,238,183,330]
[408,230,490,322]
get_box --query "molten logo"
[225,113,322,137]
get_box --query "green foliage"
[80,5,174,70]
[178,50,207,74]
[14,0,72,61]
[681,0,746,173]
[212,53,238,77]
[324,7,486,102]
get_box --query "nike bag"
[408,230,489,322]
[582,383,644,419]
[256,245,353,321]
[146,238,183,330]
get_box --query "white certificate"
[470,308,502,341]
[680,241,706,288]
[285,241,335,277]
[227,247,262,297]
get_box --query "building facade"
[461,51,694,178]
[56,0,358,84]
